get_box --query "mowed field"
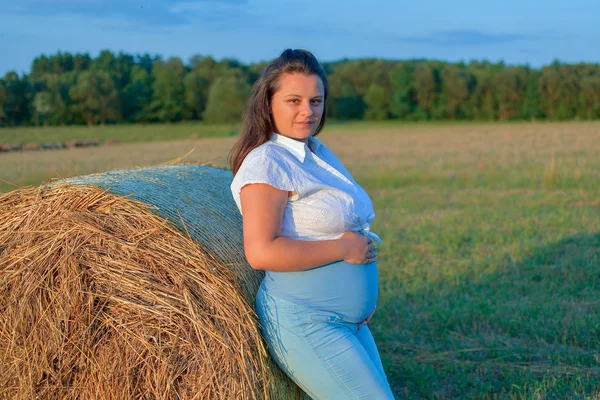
[2,121,600,399]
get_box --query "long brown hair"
[228,49,329,175]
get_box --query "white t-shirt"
[230,132,382,244]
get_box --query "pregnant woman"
[229,49,395,399]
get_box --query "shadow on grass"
[382,232,600,399]
[521,232,600,272]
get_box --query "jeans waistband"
[257,281,376,326]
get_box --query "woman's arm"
[240,183,372,271]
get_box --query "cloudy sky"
[0,0,598,76]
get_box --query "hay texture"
[0,166,304,400]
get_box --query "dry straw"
[0,166,304,399]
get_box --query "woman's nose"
[301,101,313,116]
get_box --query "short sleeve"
[230,148,295,214]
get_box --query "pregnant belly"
[262,261,378,322]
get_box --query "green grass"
[0,120,432,145]
[0,121,238,145]
[0,119,561,146]
[370,186,600,399]
[1,121,600,398]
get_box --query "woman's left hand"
[365,240,378,264]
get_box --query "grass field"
[0,121,237,146]
[0,120,503,146]
[1,121,600,399]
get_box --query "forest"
[0,50,599,127]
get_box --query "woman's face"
[270,73,325,142]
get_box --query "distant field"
[0,119,506,146]
[0,121,237,146]
[2,121,600,399]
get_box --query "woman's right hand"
[340,231,378,264]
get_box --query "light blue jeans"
[256,281,395,399]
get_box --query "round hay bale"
[0,165,304,400]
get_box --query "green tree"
[327,74,364,120]
[122,65,154,122]
[0,78,6,126]
[32,91,54,126]
[334,83,365,120]
[328,59,391,98]
[580,73,600,120]
[248,61,268,83]
[91,50,117,74]
[69,71,120,125]
[521,70,543,120]
[183,72,209,120]
[31,55,51,80]
[468,61,499,120]
[203,74,250,123]
[413,62,439,119]
[73,53,92,72]
[52,52,74,73]
[389,62,415,119]
[32,52,91,81]
[493,67,528,120]
[440,64,473,119]
[539,62,562,119]
[190,56,218,81]
[112,53,135,91]
[136,53,159,74]
[556,64,581,120]
[149,57,186,122]
[45,73,76,125]
[364,83,389,120]
[4,51,599,127]
[2,72,32,126]
[91,51,135,119]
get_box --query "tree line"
[0,50,599,127]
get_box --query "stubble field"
[1,121,600,399]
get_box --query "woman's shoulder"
[235,141,297,180]
[243,140,298,168]
[230,141,297,204]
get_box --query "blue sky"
[0,0,598,76]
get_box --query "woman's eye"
[311,99,323,105]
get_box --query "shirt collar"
[270,132,323,163]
